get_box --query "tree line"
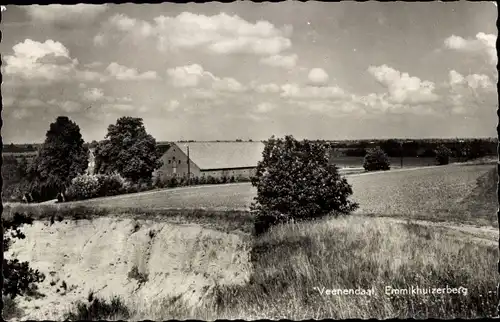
[3,116,163,203]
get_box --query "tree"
[28,116,89,201]
[363,146,391,171]
[94,117,163,183]
[435,144,452,165]
[3,212,45,299]
[251,135,359,235]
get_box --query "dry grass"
[209,216,498,319]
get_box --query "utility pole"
[187,145,190,185]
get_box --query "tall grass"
[210,216,497,319]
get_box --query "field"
[43,164,494,223]
[4,162,499,320]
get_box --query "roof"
[174,142,265,170]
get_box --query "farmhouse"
[155,141,265,181]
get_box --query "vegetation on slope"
[211,216,497,319]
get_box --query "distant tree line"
[331,138,496,160]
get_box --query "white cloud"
[24,4,108,27]
[281,83,346,100]
[308,68,329,85]
[259,54,298,69]
[3,39,78,82]
[106,62,159,81]
[167,64,214,88]
[449,70,494,90]
[252,82,281,93]
[101,12,292,56]
[101,103,135,111]
[84,61,104,69]
[12,109,30,120]
[75,70,109,83]
[167,64,245,93]
[82,88,105,101]
[255,102,276,113]
[444,32,497,64]
[367,64,439,104]
[164,100,180,112]
[212,77,246,93]
[48,99,82,113]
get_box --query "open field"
[20,164,493,225]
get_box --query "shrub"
[229,176,236,183]
[167,177,178,188]
[198,176,207,185]
[63,293,130,321]
[65,175,101,201]
[435,144,452,165]
[3,213,45,299]
[363,146,391,171]
[251,135,358,234]
[96,173,125,197]
[206,176,216,184]
[192,176,200,185]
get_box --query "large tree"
[29,116,89,201]
[251,135,358,234]
[94,117,163,183]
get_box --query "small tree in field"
[28,116,89,201]
[363,146,390,171]
[94,117,163,183]
[251,135,358,235]
[435,144,452,165]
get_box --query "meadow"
[4,162,498,320]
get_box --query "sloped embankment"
[461,165,498,226]
[6,217,252,320]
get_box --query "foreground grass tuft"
[63,293,130,321]
[210,216,497,319]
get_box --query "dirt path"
[376,215,499,246]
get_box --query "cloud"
[84,61,104,69]
[48,99,82,113]
[82,88,105,101]
[105,62,159,81]
[252,82,281,93]
[100,12,292,56]
[281,83,346,100]
[259,54,298,69]
[167,64,214,88]
[167,64,246,93]
[444,32,497,64]
[255,102,276,113]
[164,100,180,112]
[367,64,439,104]
[3,39,78,82]
[308,68,329,85]
[449,70,494,90]
[212,77,246,93]
[101,103,135,111]
[24,4,108,27]
[446,69,496,115]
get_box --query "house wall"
[155,144,201,181]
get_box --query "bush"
[198,176,207,185]
[435,144,452,165]
[65,175,101,201]
[251,135,359,234]
[167,177,178,188]
[363,146,391,171]
[206,176,216,184]
[65,174,125,201]
[96,173,125,197]
[63,293,130,321]
[229,176,235,183]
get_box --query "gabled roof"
[174,141,265,170]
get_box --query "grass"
[348,164,495,226]
[63,292,130,321]
[2,204,255,235]
[209,215,498,319]
[2,295,25,320]
[13,164,491,215]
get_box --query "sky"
[1,2,498,144]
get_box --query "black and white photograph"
[1,1,499,320]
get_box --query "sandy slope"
[6,217,252,320]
